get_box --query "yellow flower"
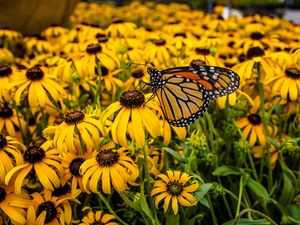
[60,149,93,191]
[0,134,24,183]
[43,110,105,153]
[232,46,281,82]
[236,97,266,146]
[41,25,69,44]
[26,188,74,225]
[144,39,177,67]
[105,20,137,37]
[0,103,26,137]
[123,67,150,90]
[160,120,187,146]
[101,90,161,147]
[151,170,199,215]
[0,48,14,64]
[269,66,300,101]
[79,209,118,225]
[0,184,30,225]
[0,64,14,102]
[184,47,224,67]
[24,37,54,55]
[252,145,279,168]
[99,66,123,97]
[75,43,120,77]
[8,65,65,113]
[5,140,64,194]
[80,145,139,194]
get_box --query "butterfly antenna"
[143,93,156,107]
[126,61,153,68]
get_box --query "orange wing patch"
[174,71,213,90]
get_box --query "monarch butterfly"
[147,63,240,127]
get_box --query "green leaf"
[195,183,213,208]
[279,156,297,205]
[212,166,242,176]
[162,147,185,162]
[289,204,300,221]
[79,94,90,105]
[222,218,271,225]
[138,182,155,223]
[166,214,180,225]
[246,177,270,201]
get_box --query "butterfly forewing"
[161,66,240,99]
[155,73,210,127]
[148,65,240,127]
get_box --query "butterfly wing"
[161,66,240,99]
[154,72,211,127]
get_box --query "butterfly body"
[147,65,240,127]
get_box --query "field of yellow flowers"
[0,1,299,225]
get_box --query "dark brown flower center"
[0,104,13,118]
[86,43,102,54]
[228,41,235,48]
[95,66,109,76]
[238,53,246,62]
[0,187,6,202]
[285,68,300,80]
[0,133,7,148]
[154,39,166,46]
[174,32,187,38]
[195,48,210,55]
[119,90,145,108]
[247,113,262,125]
[64,111,85,125]
[0,65,12,77]
[246,47,265,59]
[168,20,180,25]
[112,19,125,24]
[132,70,144,78]
[26,66,44,80]
[23,146,45,163]
[70,157,85,177]
[250,32,264,40]
[36,201,57,223]
[96,149,120,167]
[91,221,104,225]
[52,184,69,197]
[167,181,183,195]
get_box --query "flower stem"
[98,192,129,225]
[235,175,244,217]
[256,62,273,190]
[233,208,278,225]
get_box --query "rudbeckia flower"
[252,145,279,168]
[0,184,30,225]
[24,36,54,55]
[269,65,300,101]
[123,67,150,90]
[101,90,161,147]
[235,97,267,146]
[232,46,281,82]
[8,65,65,113]
[80,146,139,194]
[60,149,94,191]
[26,188,73,225]
[75,43,120,77]
[43,110,105,153]
[98,66,123,97]
[185,47,224,67]
[41,25,69,44]
[0,103,26,137]
[0,47,14,64]
[151,170,199,215]
[144,39,177,67]
[5,140,64,194]
[105,20,137,38]
[79,209,118,225]
[0,133,24,183]
[0,64,14,102]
